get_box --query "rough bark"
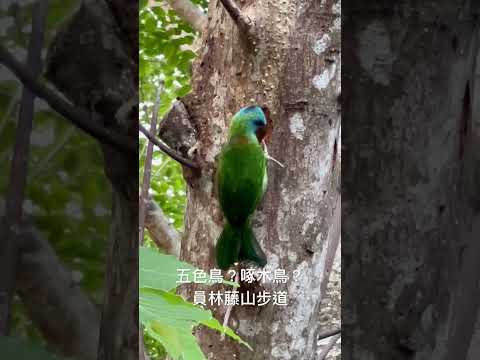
[317,241,341,359]
[105,0,139,61]
[158,100,197,160]
[178,0,341,359]
[343,1,480,359]
[45,1,138,359]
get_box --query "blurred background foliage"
[139,0,207,236]
[0,0,109,354]
[1,0,208,358]
[139,0,207,358]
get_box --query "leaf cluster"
[140,247,249,360]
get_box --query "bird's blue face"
[236,105,267,134]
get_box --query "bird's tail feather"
[216,222,241,270]
[215,222,267,270]
[239,225,267,268]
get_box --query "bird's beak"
[256,126,267,142]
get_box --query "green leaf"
[147,321,206,360]
[140,289,252,354]
[199,318,252,350]
[140,246,196,291]
[140,288,212,326]
[139,246,238,290]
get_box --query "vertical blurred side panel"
[0,0,139,359]
[342,1,480,359]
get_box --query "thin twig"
[318,333,340,360]
[221,264,239,340]
[138,87,174,360]
[219,0,256,43]
[262,140,285,168]
[0,45,136,154]
[139,123,199,170]
[0,87,20,134]
[0,89,21,165]
[0,0,48,335]
[317,327,341,341]
[139,86,162,245]
[29,127,76,179]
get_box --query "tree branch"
[221,265,239,340]
[0,45,136,154]
[0,86,20,135]
[318,333,340,360]
[219,0,256,43]
[140,87,162,244]
[168,0,207,32]
[158,100,197,159]
[0,0,48,335]
[144,198,181,257]
[139,123,200,170]
[149,0,207,32]
[16,224,99,360]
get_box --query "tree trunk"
[45,1,138,359]
[177,0,341,359]
[466,38,480,360]
[343,1,480,359]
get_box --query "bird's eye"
[253,119,265,127]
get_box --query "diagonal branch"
[0,44,136,154]
[139,123,200,170]
[317,327,341,341]
[163,0,207,32]
[318,333,340,360]
[29,128,76,179]
[144,198,181,257]
[0,0,48,335]
[219,0,257,44]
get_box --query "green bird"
[215,105,269,270]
